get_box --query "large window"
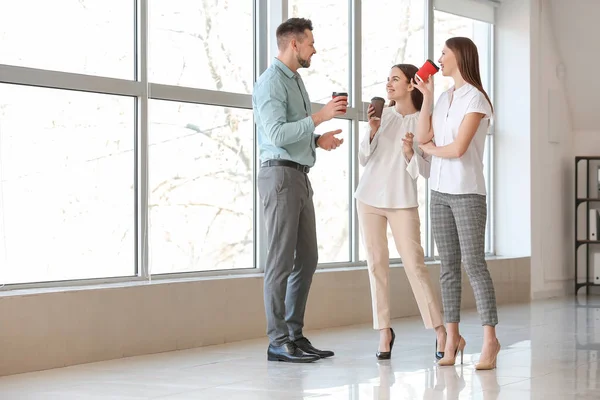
[288,0,349,103]
[0,0,495,287]
[311,119,352,263]
[361,0,425,103]
[148,102,253,273]
[0,0,134,79]
[149,1,253,93]
[0,85,135,284]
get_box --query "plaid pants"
[431,190,498,326]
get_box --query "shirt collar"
[273,58,297,79]
[450,82,474,99]
[391,107,419,119]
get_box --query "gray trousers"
[431,190,498,326]
[257,166,318,346]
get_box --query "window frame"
[0,0,495,290]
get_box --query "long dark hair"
[445,37,493,112]
[387,64,423,111]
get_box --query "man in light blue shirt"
[253,17,347,363]
[254,57,319,167]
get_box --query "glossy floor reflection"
[0,296,599,399]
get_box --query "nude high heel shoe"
[475,339,501,370]
[438,336,466,366]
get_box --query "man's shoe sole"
[267,355,319,363]
[300,351,335,359]
[317,353,334,359]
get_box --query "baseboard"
[532,279,574,299]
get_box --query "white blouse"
[430,83,492,196]
[354,107,430,209]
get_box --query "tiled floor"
[0,296,599,399]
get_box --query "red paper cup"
[332,92,348,113]
[416,60,440,82]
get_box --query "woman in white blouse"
[414,37,500,370]
[355,64,446,361]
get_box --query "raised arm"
[416,109,434,144]
[358,104,382,166]
[412,76,435,144]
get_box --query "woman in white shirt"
[355,64,446,361]
[414,37,500,370]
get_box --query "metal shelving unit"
[575,156,600,295]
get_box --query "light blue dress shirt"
[252,58,319,167]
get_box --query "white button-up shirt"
[430,83,492,196]
[354,107,430,209]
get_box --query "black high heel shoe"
[435,339,445,361]
[376,328,396,360]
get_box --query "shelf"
[575,283,600,295]
[576,282,600,288]
[577,198,600,204]
[576,156,600,161]
[576,240,600,248]
[574,157,600,295]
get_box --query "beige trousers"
[358,201,444,330]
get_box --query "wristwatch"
[314,134,321,148]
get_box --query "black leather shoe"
[376,328,396,360]
[294,337,335,358]
[267,342,319,363]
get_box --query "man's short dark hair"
[276,18,313,50]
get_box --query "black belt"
[261,159,310,174]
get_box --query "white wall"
[549,0,600,293]
[529,0,600,297]
[494,0,532,258]
[496,0,577,298]
[529,0,575,298]
[547,0,600,132]
[537,0,600,294]
[574,132,600,156]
